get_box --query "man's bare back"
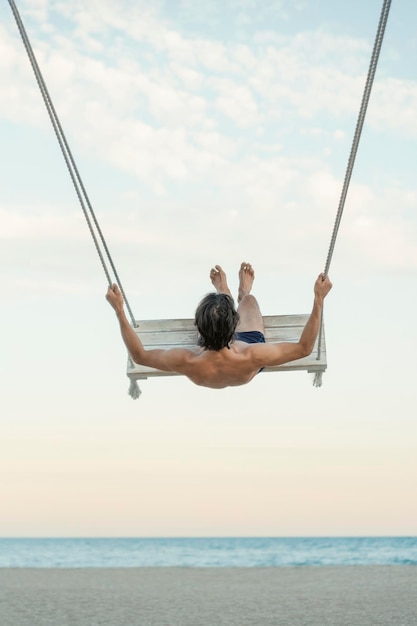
[106,263,332,389]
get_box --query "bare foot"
[238,262,255,302]
[210,264,232,297]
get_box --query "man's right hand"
[106,283,124,313]
[314,273,332,300]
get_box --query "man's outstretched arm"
[297,273,332,356]
[106,283,191,373]
[252,273,332,368]
[106,283,150,364]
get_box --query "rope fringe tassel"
[313,371,323,388]
[128,379,141,400]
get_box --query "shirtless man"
[106,263,332,389]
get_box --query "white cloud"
[210,78,260,128]
[169,63,204,91]
[346,214,417,271]
[0,206,84,240]
[2,0,416,281]
[368,79,417,136]
[333,130,346,140]
[20,0,49,22]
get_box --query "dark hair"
[194,293,239,351]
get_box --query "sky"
[1,0,416,538]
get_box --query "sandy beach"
[1,566,416,625]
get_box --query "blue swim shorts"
[235,330,266,344]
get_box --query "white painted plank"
[126,314,327,380]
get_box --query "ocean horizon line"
[1,536,416,568]
[2,534,416,539]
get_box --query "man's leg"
[210,264,233,297]
[236,262,265,333]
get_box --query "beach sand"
[1,566,416,625]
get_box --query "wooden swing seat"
[127,314,326,381]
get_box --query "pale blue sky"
[1,0,416,537]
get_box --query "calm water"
[0,537,416,568]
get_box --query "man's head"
[194,293,239,351]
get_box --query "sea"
[0,537,416,568]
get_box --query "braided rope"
[314,0,392,386]
[8,0,138,327]
[322,0,392,278]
